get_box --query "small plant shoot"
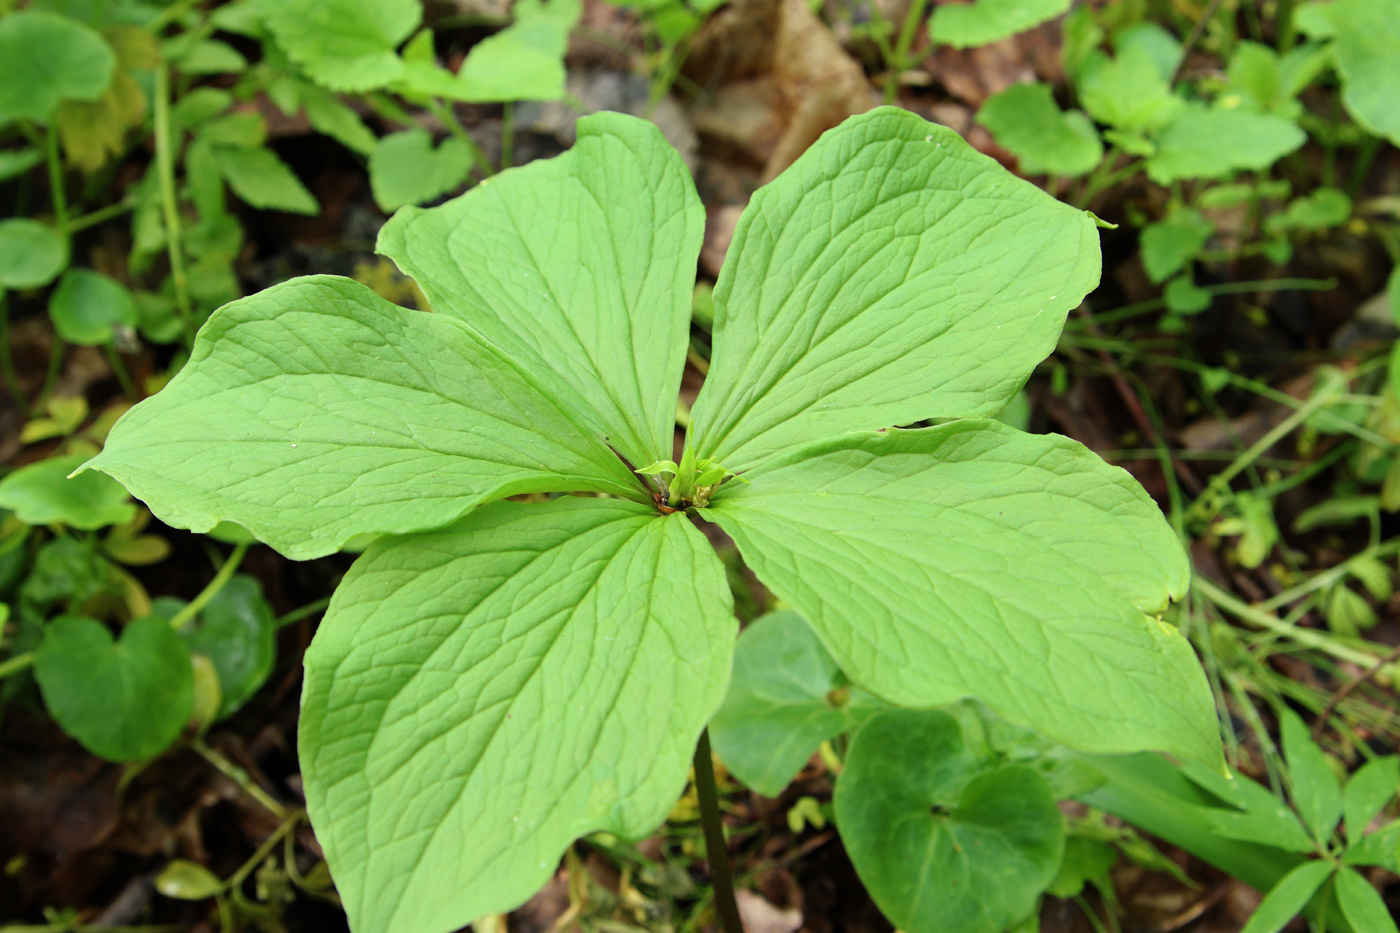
[87,107,1219,933]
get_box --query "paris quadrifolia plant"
[83,106,1223,933]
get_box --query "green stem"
[1346,136,1382,201]
[61,198,137,235]
[0,292,28,419]
[432,99,494,179]
[170,542,249,631]
[1257,538,1400,613]
[0,652,35,679]
[193,738,289,819]
[500,101,514,171]
[226,810,302,889]
[1193,576,1383,669]
[883,0,932,104]
[154,63,195,347]
[45,124,68,228]
[37,334,65,413]
[1184,384,1342,525]
[693,729,743,933]
[104,344,137,401]
[276,596,330,629]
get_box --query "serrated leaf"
[300,83,377,155]
[1344,756,1398,842]
[378,112,702,471]
[210,145,319,215]
[173,87,234,127]
[702,422,1220,766]
[455,0,580,102]
[709,610,885,797]
[34,614,193,762]
[1282,707,1343,842]
[835,709,1064,933]
[1266,187,1352,233]
[0,219,68,290]
[686,107,1100,472]
[928,0,1071,48]
[167,38,247,74]
[1146,104,1306,183]
[48,268,139,346]
[57,67,147,173]
[177,576,276,719]
[1336,866,1399,933]
[0,454,135,530]
[976,83,1103,178]
[1327,0,1400,146]
[1080,44,1183,133]
[86,276,641,559]
[1141,209,1212,284]
[299,497,735,933]
[0,11,115,123]
[197,111,268,149]
[1238,860,1334,933]
[257,0,421,91]
[369,129,473,211]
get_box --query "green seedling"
[1080,710,1400,933]
[86,107,1218,933]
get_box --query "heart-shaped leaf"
[34,614,193,761]
[835,708,1065,933]
[709,609,884,796]
[0,11,115,123]
[173,575,277,719]
[48,269,139,346]
[0,454,136,530]
[0,219,68,290]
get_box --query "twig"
[693,729,744,933]
[1312,642,1400,741]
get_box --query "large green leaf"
[85,276,641,559]
[686,107,1100,472]
[257,0,421,91]
[456,0,580,102]
[1336,867,1399,933]
[1327,0,1400,146]
[299,497,735,933]
[709,609,884,796]
[701,421,1220,766]
[34,614,193,762]
[379,112,702,470]
[1146,104,1306,183]
[834,709,1064,933]
[975,83,1103,178]
[928,0,1072,49]
[1239,860,1335,933]
[0,11,115,123]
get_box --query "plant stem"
[0,292,28,419]
[432,99,495,179]
[193,737,289,819]
[37,334,65,413]
[61,197,137,235]
[169,542,249,631]
[276,596,331,628]
[500,101,514,171]
[693,729,743,933]
[1194,575,1383,669]
[154,63,196,347]
[104,344,138,401]
[45,125,69,228]
[884,0,932,104]
[0,651,35,679]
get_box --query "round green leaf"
[0,219,68,290]
[34,614,193,762]
[178,575,276,719]
[835,709,1065,933]
[0,11,116,123]
[709,609,884,797]
[49,268,139,346]
[0,454,136,530]
[155,859,224,900]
